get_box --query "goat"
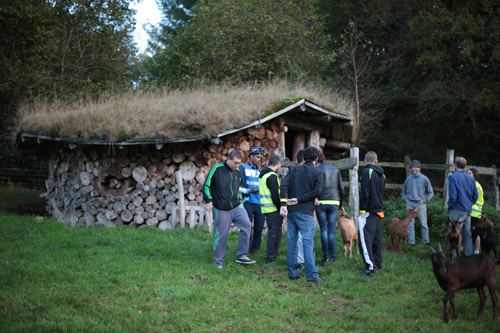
[472,216,498,259]
[336,212,358,257]
[441,220,462,259]
[388,208,419,254]
[424,243,500,323]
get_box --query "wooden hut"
[16,86,353,229]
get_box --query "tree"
[321,0,500,164]
[144,0,330,84]
[0,0,137,121]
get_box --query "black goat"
[472,216,498,259]
[425,243,500,323]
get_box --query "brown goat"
[441,220,462,259]
[336,212,359,257]
[425,243,500,323]
[388,208,420,254]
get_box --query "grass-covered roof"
[16,81,353,142]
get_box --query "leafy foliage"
[144,0,330,84]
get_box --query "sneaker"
[320,258,329,265]
[360,268,375,276]
[236,255,256,265]
[289,274,303,280]
[216,265,223,269]
[308,276,326,283]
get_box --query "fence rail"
[329,148,500,222]
[0,168,47,190]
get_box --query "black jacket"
[317,162,344,207]
[359,163,386,213]
[202,161,241,210]
[280,162,324,216]
[259,167,281,210]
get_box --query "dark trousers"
[244,201,265,253]
[265,210,283,261]
[358,212,382,270]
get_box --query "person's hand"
[315,199,319,206]
[340,207,346,214]
[280,206,288,217]
[205,202,213,211]
[287,198,298,206]
[360,212,365,218]
[249,187,259,194]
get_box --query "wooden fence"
[329,148,500,223]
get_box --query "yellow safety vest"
[259,171,280,214]
[471,180,484,218]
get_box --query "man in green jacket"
[203,150,255,268]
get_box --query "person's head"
[410,160,421,175]
[303,146,320,164]
[227,150,243,170]
[248,146,265,167]
[296,149,305,165]
[364,151,378,164]
[268,154,282,171]
[454,156,467,170]
[467,167,479,181]
[317,154,327,164]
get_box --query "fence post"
[176,171,186,228]
[404,155,411,178]
[349,147,360,223]
[442,149,454,211]
[492,165,500,211]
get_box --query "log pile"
[43,122,284,230]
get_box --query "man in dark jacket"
[259,154,282,262]
[448,156,478,256]
[358,151,386,276]
[315,154,344,264]
[203,150,255,268]
[281,146,325,283]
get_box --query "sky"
[131,0,163,54]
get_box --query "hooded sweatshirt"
[359,164,386,214]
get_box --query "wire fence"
[0,168,47,190]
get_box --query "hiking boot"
[236,255,256,265]
[289,274,303,280]
[308,276,326,283]
[320,258,329,265]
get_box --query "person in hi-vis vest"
[259,154,282,262]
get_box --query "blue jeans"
[315,204,338,261]
[244,202,265,253]
[286,212,319,281]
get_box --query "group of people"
[202,145,485,280]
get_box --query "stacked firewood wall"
[43,122,284,230]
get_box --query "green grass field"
[1,190,500,331]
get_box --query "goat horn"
[439,242,443,252]
[426,244,436,253]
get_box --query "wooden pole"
[492,165,500,211]
[442,149,454,211]
[349,147,360,224]
[176,170,185,228]
[404,155,411,179]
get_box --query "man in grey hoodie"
[401,160,434,245]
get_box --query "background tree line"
[1,0,499,168]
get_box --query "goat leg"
[443,292,450,323]
[404,237,407,255]
[477,286,486,317]
[348,241,353,258]
[355,239,359,254]
[487,281,498,319]
[450,291,458,320]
